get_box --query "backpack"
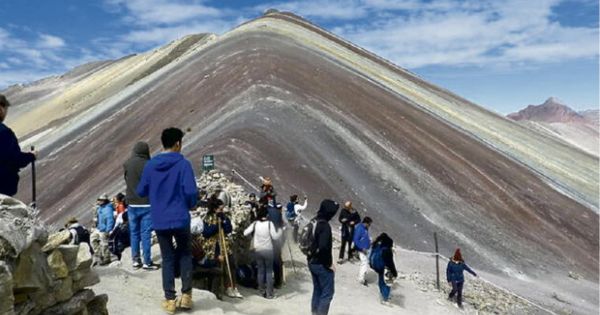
[298,218,320,257]
[70,225,91,245]
[369,245,386,272]
[286,202,297,221]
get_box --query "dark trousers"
[338,226,355,260]
[448,281,464,306]
[273,244,283,287]
[288,219,299,243]
[156,227,193,300]
[309,263,335,315]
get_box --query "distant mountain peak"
[507,98,583,123]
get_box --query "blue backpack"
[286,202,296,220]
[369,245,386,272]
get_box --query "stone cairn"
[0,195,108,315]
[194,170,255,265]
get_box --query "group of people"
[0,91,479,315]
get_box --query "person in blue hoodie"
[93,194,115,266]
[137,127,198,314]
[446,248,478,309]
[0,94,37,197]
[353,216,373,286]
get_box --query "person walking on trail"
[337,201,360,264]
[123,141,159,270]
[353,216,373,286]
[286,194,308,243]
[446,248,477,309]
[137,127,198,314]
[308,199,339,315]
[245,193,259,222]
[244,205,282,299]
[92,194,115,266]
[266,199,285,288]
[0,94,37,197]
[370,233,397,306]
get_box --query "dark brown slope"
[15,26,598,284]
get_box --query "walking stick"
[286,238,297,274]
[218,218,236,291]
[30,146,36,209]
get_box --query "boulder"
[47,250,69,279]
[0,262,15,315]
[86,294,108,315]
[12,242,52,294]
[75,243,93,270]
[41,231,72,253]
[0,195,48,259]
[53,277,73,303]
[41,289,95,315]
[57,245,79,271]
[29,289,57,314]
[73,271,100,292]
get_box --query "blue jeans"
[378,272,391,301]
[156,227,193,300]
[128,206,153,265]
[309,263,335,315]
[255,250,274,296]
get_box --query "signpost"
[202,155,215,172]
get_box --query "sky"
[0,0,598,114]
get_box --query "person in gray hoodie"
[124,141,158,270]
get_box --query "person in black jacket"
[308,199,339,315]
[371,233,398,305]
[0,94,37,197]
[337,201,360,264]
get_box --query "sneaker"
[132,261,142,269]
[177,293,193,310]
[381,300,393,307]
[337,259,345,265]
[143,263,160,271]
[161,299,176,315]
[226,287,244,299]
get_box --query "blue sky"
[0,0,597,114]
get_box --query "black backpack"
[299,218,321,257]
[71,225,91,245]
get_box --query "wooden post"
[31,146,36,209]
[434,232,440,290]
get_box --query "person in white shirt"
[244,206,282,299]
[285,195,308,243]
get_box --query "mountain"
[508,98,599,156]
[2,11,598,314]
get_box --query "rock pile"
[404,269,536,314]
[195,170,255,265]
[0,195,108,315]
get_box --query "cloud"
[38,34,66,49]
[106,0,224,25]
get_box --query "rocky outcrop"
[0,194,107,315]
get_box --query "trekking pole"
[286,238,297,274]
[218,218,236,291]
[30,146,37,209]
[434,232,440,290]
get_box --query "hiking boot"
[177,293,193,310]
[143,262,160,271]
[161,299,176,315]
[226,287,243,298]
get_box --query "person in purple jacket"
[0,94,37,197]
[137,127,198,314]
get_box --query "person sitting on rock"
[92,194,115,266]
[244,205,282,299]
[446,248,478,309]
[200,196,242,298]
[65,217,93,254]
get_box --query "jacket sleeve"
[446,261,452,282]
[243,222,256,237]
[182,161,198,209]
[0,128,35,169]
[338,210,347,224]
[464,264,477,277]
[136,163,150,198]
[271,222,282,241]
[383,249,398,277]
[295,200,308,216]
[221,214,233,234]
[202,222,218,238]
[316,223,333,268]
[106,206,116,231]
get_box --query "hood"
[153,152,184,171]
[132,141,150,159]
[317,199,339,221]
[376,233,393,248]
